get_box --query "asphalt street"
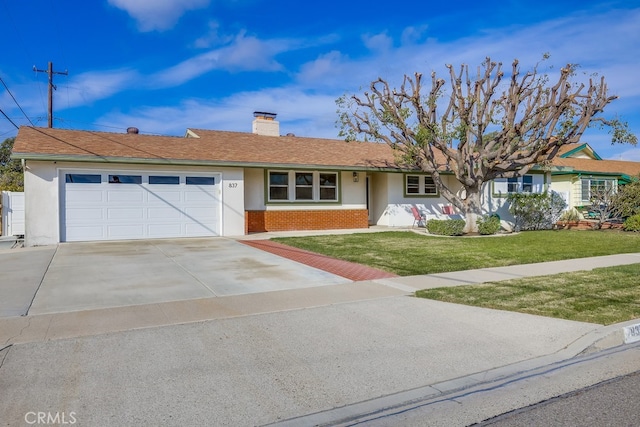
[479,369,640,427]
[325,341,640,427]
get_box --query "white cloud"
[362,32,393,52]
[98,87,340,138]
[108,0,210,32]
[152,32,289,87]
[606,148,640,162]
[297,51,349,86]
[401,25,429,46]
[192,21,232,49]
[61,69,140,108]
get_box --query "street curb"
[266,318,640,427]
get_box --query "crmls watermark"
[24,412,77,425]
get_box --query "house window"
[65,174,101,184]
[424,176,437,195]
[405,174,438,196]
[268,171,339,202]
[295,172,313,200]
[319,173,337,200]
[109,174,142,184]
[269,171,289,200]
[149,176,179,185]
[186,176,215,185]
[495,174,542,194]
[581,179,615,202]
[406,176,420,194]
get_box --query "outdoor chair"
[411,206,426,227]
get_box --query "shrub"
[426,219,465,236]
[477,215,501,235]
[559,209,581,222]
[623,214,640,232]
[507,191,567,231]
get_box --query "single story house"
[11,113,640,246]
[549,143,640,211]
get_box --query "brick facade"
[245,209,369,233]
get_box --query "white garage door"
[62,171,221,242]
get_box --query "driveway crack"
[151,243,218,297]
[24,245,59,316]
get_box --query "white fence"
[1,191,25,236]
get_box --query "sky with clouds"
[1,0,638,160]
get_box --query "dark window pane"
[65,174,101,184]
[320,173,337,187]
[320,188,336,200]
[407,175,419,193]
[186,176,215,185]
[109,175,141,184]
[269,172,288,185]
[424,176,437,194]
[149,176,180,185]
[295,172,313,185]
[295,187,313,200]
[507,177,519,193]
[270,187,288,200]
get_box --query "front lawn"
[415,264,640,325]
[273,230,640,276]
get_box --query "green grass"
[415,264,640,325]
[273,230,640,276]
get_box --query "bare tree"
[337,57,636,232]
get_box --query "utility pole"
[33,62,68,128]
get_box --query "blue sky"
[1,0,639,160]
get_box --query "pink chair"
[411,206,426,227]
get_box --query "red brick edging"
[240,240,398,281]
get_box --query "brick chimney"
[252,111,279,137]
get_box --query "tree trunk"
[462,186,483,233]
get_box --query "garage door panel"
[63,171,221,242]
[66,225,106,240]
[66,188,104,203]
[107,190,144,202]
[148,190,182,204]
[185,207,218,220]
[66,208,104,221]
[107,224,145,238]
[185,223,219,235]
[107,208,145,220]
[147,224,183,237]
[148,207,182,219]
[184,191,217,202]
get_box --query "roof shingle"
[13,126,399,170]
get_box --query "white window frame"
[581,178,617,203]
[494,174,543,195]
[267,170,339,203]
[405,174,438,196]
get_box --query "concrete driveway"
[0,238,349,317]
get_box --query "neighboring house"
[11,113,640,246]
[549,143,640,212]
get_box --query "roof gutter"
[13,152,402,173]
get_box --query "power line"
[0,75,34,126]
[0,107,19,129]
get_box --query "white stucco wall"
[372,173,464,227]
[244,168,265,210]
[23,160,245,246]
[24,161,60,246]
[549,176,574,209]
[370,172,554,229]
